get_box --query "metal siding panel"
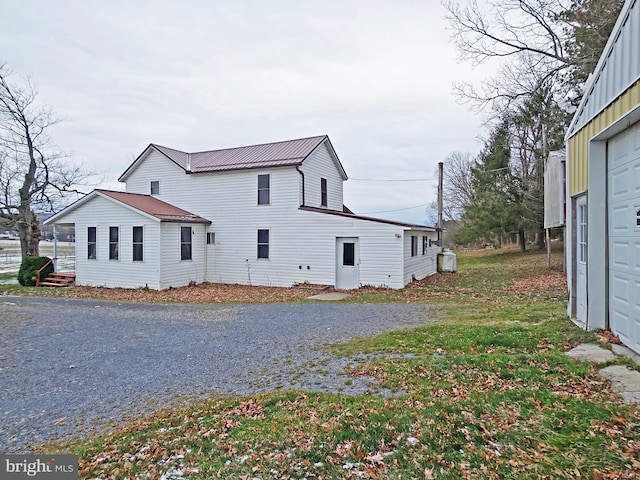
[544,151,566,227]
[568,82,640,196]
[568,0,640,135]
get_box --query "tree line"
[440,0,624,250]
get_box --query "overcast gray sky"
[1,0,492,225]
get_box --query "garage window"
[579,203,587,263]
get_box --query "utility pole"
[438,162,443,246]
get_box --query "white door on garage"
[576,195,588,325]
[608,121,640,353]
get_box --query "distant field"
[0,240,75,281]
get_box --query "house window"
[181,226,192,261]
[343,242,355,266]
[133,226,143,262]
[207,232,216,245]
[257,229,269,259]
[150,181,160,195]
[411,236,418,257]
[422,236,428,255]
[321,178,328,207]
[87,226,97,260]
[258,174,270,205]
[109,226,119,260]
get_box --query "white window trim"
[181,226,193,261]
[109,226,120,261]
[133,226,144,262]
[257,228,270,259]
[87,226,97,261]
[258,174,270,205]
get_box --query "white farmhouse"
[45,135,438,290]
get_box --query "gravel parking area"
[0,296,439,453]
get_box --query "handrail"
[35,258,55,287]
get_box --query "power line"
[359,203,430,215]
[350,177,436,182]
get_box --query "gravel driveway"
[0,296,439,453]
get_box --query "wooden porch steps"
[39,272,76,287]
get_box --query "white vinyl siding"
[58,195,162,289]
[298,143,344,210]
[404,230,438,285]
[125,150,300,215]
[202,208,437,289]
[159,223,206,289]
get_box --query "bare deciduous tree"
[443,0,573,109]
[0,63,87,257]
[442,151,476,220]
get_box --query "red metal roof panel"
[97,190,210,224]
[151,135,327,173]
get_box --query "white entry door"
[576,195,588,325]
[336,237,359,289]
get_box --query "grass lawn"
[40,246,640,479]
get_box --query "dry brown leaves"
[596,329,623,345]
[502,273,567,296]
[52,282,328,304]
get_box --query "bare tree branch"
[0,62,91,257]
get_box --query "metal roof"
[299,206,436,230]
[566,0,640,138]
[155,135,327,173]
[97,190,210,224]
[119,135,348,182]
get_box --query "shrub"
[18,256,54,286]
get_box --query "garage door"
[608,121,640,353]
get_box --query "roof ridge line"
[163,135,327,156]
